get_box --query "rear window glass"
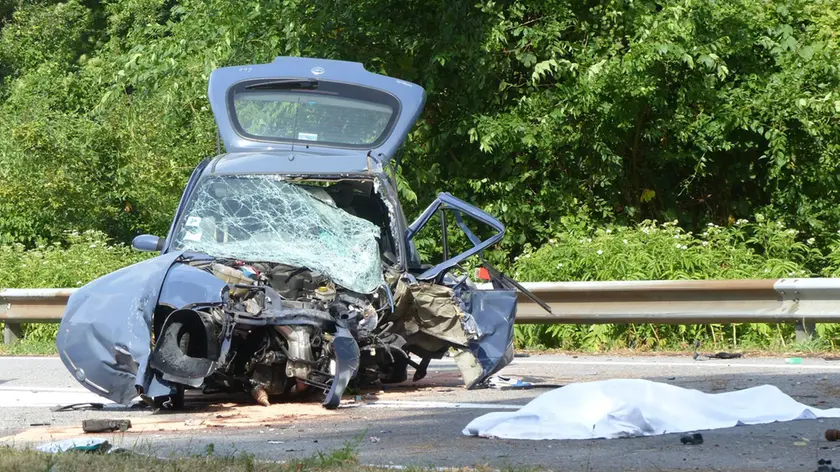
[229,80,399,148]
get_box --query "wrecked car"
[57,56,549,410]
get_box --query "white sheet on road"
[463,379,840,440]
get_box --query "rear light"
[475,267,491,281]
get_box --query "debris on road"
[37,438,111,453]
[82,419,132,433]
[795,438,811,446]
[479,375,564,390]
[787,357,804,364]
[485,375,532,389]
[680,433,703,445]
[691,341,743,360]
[817,459,840,472]
[369,436,381,443]
[707,352,743,359]
[51,403,105,412]
[827,429,840,441]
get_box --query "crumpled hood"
[57,251,184,404]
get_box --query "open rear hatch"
[208,57,426,172]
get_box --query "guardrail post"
[795,320,817,343]
[3,322,20,344]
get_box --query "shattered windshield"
[171,175,385,293]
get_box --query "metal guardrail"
[511,279,840,324]
[2,278,839,344]
[0,289,75,344]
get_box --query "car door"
[404,193,551,388]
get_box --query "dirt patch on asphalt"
[0,401,342,444]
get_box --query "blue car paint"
[57,251,184,404]
[208,57,426,161]
[158,262,226,309]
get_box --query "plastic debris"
[37,438,111,454]
[786,357,804,364]
[82,419,132,433]
[487,375,532,389]
[51,403,105,412]
[707,352,743,359]
[795,437,811,446]
[680,433,703,445]
[481,375,564,390]
[369,436,380,443]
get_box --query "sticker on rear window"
[184,230,202,242]
[297,132,318,141]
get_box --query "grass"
[0,337,836,359]
[516,337,840,356]
[0,339,57,356]
[0,443,515,472]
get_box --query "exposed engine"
[150,259,407,409]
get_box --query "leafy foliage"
[0,230,150,341]
[0,0,837,255]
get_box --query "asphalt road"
[2,354,840,471]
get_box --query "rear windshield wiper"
[245,79,318,90]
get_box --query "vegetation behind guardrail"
[0,230,150,343]
[512,217,840,351]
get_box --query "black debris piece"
[692,341,743,360]
[817,459,840,472]
[680,433,704,445]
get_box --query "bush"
[0,230,151,342]
[1,0,840,259]
[512,217,839,351]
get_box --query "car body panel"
[158,260,226,309]
[57,251,184,404]
[208,57,425,162]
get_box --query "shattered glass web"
[173,175,384,293]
